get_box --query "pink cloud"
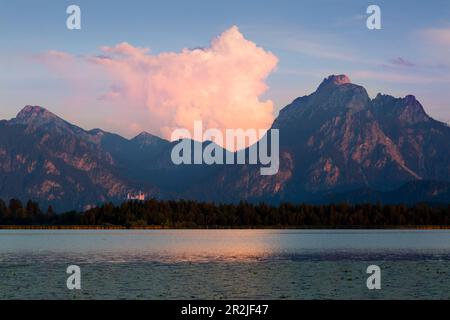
[39,26,278,143]
[422,27,450,47]
[419,27,450,65]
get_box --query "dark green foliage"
[1,199,450,228]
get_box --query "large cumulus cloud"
[39,26,278,143]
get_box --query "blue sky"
[1,0,450,136]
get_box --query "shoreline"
[1,225,450,230]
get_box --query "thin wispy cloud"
[352,14,366,21]
[418,26,450,64]
[422,27,450,47]
[244,24,384,67]
[281,37,364,64]
[352,70,440,84]
[390,57,415,68]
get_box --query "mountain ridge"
[1,74,449,211]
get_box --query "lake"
[1,229,450,299]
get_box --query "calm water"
[1,229,450,299]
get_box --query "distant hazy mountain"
[1,75,450,211]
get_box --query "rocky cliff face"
[200,75,450,203]
[1,75,450,210]
[274,75,425,192]
[0,106,163,210]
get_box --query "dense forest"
[1,198,450,228]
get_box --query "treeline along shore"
[1,198,450,229]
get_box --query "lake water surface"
[1,229,450,299]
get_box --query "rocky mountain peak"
[14,105,62,127]
[399,95,430,124]
[318,74,351,88]
[372,94,430,125]
[132,131,167,146]
[11,105,89,139]
[16,105,56,120]
[404,94,417,103]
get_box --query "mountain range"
[1,74,450,211]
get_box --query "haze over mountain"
[1,75,449,211]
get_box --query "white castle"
[126,191,146,201]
